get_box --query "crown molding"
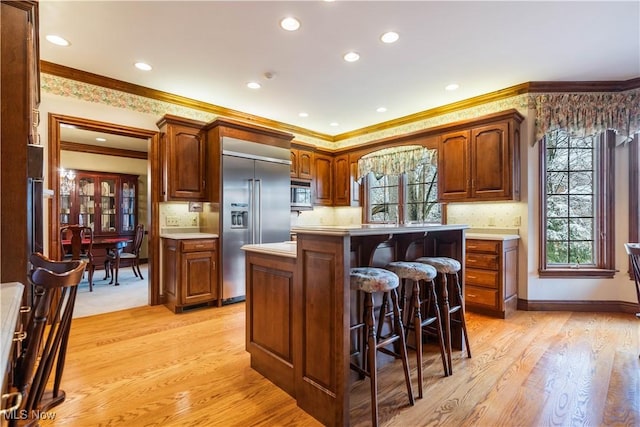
[41,61,640,146]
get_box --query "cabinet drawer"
[465,286,498,308]
[181,239,216,252]
[466,239,500,254]
[465,268,498,288]
[466,253,499,270]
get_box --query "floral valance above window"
[534,87,640,145]
[357,145,435,181]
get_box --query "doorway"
[48,114,161,309]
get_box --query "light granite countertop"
[242,242,297,258]
[291,223,468,237]
[1,282,24,387]
[160,233,219,240]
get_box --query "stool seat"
[415,256,461,274]
[350,267,399,293]
[385,261,437,282]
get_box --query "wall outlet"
[513,215,522,226]
[166,216,179,226]
[488,216,496,226]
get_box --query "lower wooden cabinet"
[464,238,518,318]
[162,238,218,313]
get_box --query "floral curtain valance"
[357,145,435,181]
[534,88,640,145]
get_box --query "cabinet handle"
[467,259,477,263]
[0,392,22,415]
[467,275,477,280]
[467,245,478,250]
[20,305,31,313]
[467,294,477,298]
[13,331,27,342]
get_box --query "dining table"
[61,236,132,286]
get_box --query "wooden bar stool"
[349,267,415,427]
[415,256,471,375]
[384,261,449,399]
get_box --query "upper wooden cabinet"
[438,111,523,202]
[291,147,314,180]
[313,152,333,206]
[157,115,208,201]
[333,154,359,207]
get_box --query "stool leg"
[410,279,424,399]
[438,273,453,375]
[427,279,449,377]
[453,272,472,358]
[390,289,415,406]
[364,293,379,427]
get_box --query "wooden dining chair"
[624,243,640,318]
[60,225,96,291]
[12,253,86,420]
[108,223,145,280]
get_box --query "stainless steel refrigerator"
[221,137,291,304]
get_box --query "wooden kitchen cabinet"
[464,238,519,318]
[162,238,218,313]
[157,115,208,201]
[313,152,333,206]
[333,154,360,207]
[438,111,523,202]
[290,147,314,181]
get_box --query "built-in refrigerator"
[221,137,291,304]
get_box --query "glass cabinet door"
[121,177,137,233]
[59,172,75,226]
[78,175,95,229]
[99,178,117,233]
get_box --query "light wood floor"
[40,303,639,426]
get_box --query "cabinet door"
[98,176,118,234]
[333,154,350,206]
[120,175,137,234]
[167,124,207,200]
[438,130,470,201]
[181,250,217,305]
[471,122,510,199]
[298,150,313,180]
[77,174,96,230]
[313,153,333,206]
[59,173,75,227]
[290,149,299,178]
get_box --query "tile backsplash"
[159,202,199,228]
[447,202,524,229]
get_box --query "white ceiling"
[40,1,640,137]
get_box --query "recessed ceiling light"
[46,35,70,47]
[445,83,459,91]
[298,112,309,118]
[134,62,152,71]
[280,17,301,31]
[380,32,399,44]
[247,82,261,89]
[330,122,339,127]
[343,51,360,62]
[376,107,387,113]
[96,137,107,142]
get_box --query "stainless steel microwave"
[291,181,312,210]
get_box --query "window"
[539,129,615,277]
[365,150,442,224]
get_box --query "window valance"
[534,87,640,145]
[357,145,435,181]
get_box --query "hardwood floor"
[40,304,638,426]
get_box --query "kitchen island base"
[243,224,467,426]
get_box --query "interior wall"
[38,76,637,305]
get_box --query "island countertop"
[241,241,297,258]
[291,223,469,236]
[159,233,219,240]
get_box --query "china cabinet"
[59,170,138,236]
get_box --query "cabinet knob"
[19,305,31,313]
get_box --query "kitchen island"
[242,223,467,426]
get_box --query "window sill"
[538,269,616,279]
